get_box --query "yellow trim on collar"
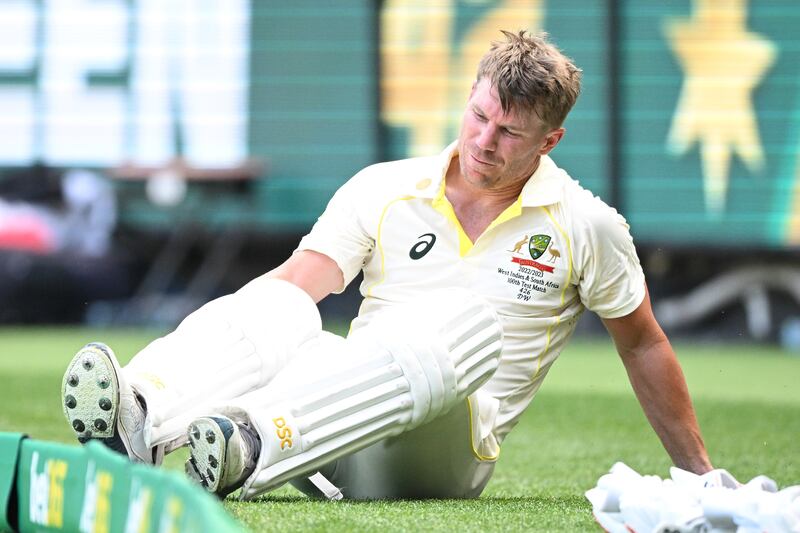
[486,195,523,233]
[430,179,525,257]
[431,179,473,257]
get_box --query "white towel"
[586,462,800,533]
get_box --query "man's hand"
[602,285,713,475]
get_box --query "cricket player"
[62,30,714,501]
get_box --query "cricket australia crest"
[528,234,551,260]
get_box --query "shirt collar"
[411,141,564,207]
[409,141,457,199]
[518,154,565,207]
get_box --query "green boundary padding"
[0,433,26,532]
[3,433,244,533]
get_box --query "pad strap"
[307,472,343,501]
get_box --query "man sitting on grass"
[62,30,714,502]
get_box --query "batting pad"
[124,278,322,448]
[235,288,503,499]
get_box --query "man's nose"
[475,124,498,151]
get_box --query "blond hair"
[476,30,582,129]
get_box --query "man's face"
[456,78,563,190]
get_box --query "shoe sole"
[61,343,120,441]
[186,417,232,496]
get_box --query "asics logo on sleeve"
[409,233,437,259]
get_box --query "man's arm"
[601,285,713,474]
[262,250,344,303]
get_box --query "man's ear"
[539,128,565,155]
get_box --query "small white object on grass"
[586,462,799,532]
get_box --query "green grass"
[2,327,799,532]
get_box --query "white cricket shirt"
[297,142,645,459]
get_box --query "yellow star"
[664,0,776,213]
[381,0,543,156]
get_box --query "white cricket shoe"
[185,415,260,498]
[61,342,164,465]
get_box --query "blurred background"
[1,0,799,348]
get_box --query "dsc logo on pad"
[272,417,293,450]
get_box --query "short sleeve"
[296,174,375,293]
[574,206,646,319]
